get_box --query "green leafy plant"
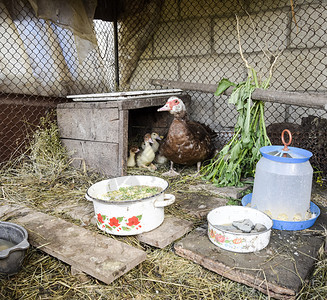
[201,71,271,186]
[201,15,280,187]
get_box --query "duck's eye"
[174,100,178,104]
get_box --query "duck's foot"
[162,169,180,177]
[148,163,157,171]
[191,162,202,177]
[138,164,156,171]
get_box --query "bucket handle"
[281,129,292,151]
[154,194,175,207]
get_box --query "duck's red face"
[157,97,185,114]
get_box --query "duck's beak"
[157,103,170,112]
[148,138,154,144]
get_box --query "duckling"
[141,132,161,152]
[150,132,161,153]
[137,133,156,170]
[153,133,168,165]
[127,146,140,167]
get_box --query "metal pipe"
[113,10,119,90]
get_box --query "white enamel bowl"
[207,206,273,253]
[86,176,175,235]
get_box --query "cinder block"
[271,48,327,92]
[153,19,211,57]
[213,11,288,54]
[290,4,327,49]
[130,58,179,90]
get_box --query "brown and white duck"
[157,97,215,176]
[136,133,157,170]
[127,146,140,167]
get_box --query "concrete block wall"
[129,0,327,128]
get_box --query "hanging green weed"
[201,15,281,187]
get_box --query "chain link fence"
[1,0,327,176]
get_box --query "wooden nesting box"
[57,90,190,177]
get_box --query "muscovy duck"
[157,97,215,176]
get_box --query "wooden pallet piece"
[174,206,326,299]
[0,204,147,285]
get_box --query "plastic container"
[251,130,313,222]
[242,193,320,230]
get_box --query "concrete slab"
[188,183,251,199]
[0,204,147,285]
[175,192,229,218]
[137,215,193,248]
[174,206,326,299]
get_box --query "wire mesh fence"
[1,0,327,176]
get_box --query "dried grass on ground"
[0,117,326,299]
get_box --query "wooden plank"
[53,201,193,249]
[174,206,327,299]
[0,204,147,285]
[150,78,327,110]
[119,109,129,175]
[67,89,183,100]
[137,215,193,248]
[60,139,121,177]
[57,107,120,142]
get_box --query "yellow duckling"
[137,133,156,170]
[127,146,140,167]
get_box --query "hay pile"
[0,116,326,299]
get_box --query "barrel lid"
[260,129,313,163]
[260,145,312,163]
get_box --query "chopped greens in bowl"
[97,185,163,202]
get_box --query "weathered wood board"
[54,201,194,249]
[174,206,327,299]
[57,106,120,142]
[137,215,193,248]
[61,139,120,176]
[0,204,147,285]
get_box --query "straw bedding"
[0,116,326,299]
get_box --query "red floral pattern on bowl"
[97,213,143,233]
[209,228,246,247]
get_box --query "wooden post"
[150,79,327,110]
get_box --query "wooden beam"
[150,79,327,110]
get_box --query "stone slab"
[137,215,193,248]
[0,204,147,285]
[174,207,327,299]
[188,183,251,199]
[175,192,229,218]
